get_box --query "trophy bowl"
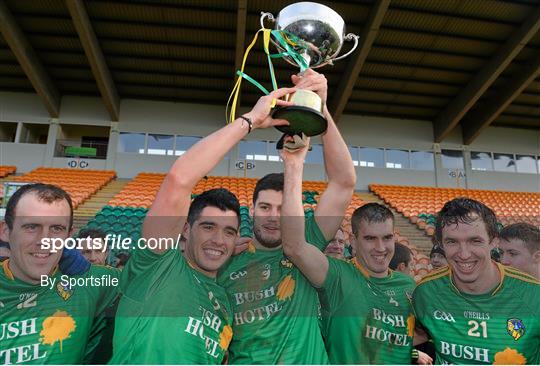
[261,2,359,136]
[269,2,347,68]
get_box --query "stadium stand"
[11,167,116,208]
[370,184,540,237]
[0,166,16,178]
[80,174,430,279]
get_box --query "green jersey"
[318,257,416,364]
[0,260,119,364]
[218,216,329,364]
[111,248,233,364]
[413,263,540,365]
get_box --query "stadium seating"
[107,172,164,208]
[12,167,116,208]
[108,173,328,208]
[85,175,429,278]
[370,184,540,235]
[0,165,16,178]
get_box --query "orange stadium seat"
[0,165,16,178]
[104,174,432,279]
[370,184,540,234]
[12,167,116,208]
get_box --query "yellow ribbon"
[226,28,280,124]
[226,29,263,124]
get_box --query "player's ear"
[0,221,9,242]
[182,222,191,241]
[249,202,254,218]
[348,232,358,252]
[67,226,74,239]
[532,250,540,264]
[397,262,406,272]
[489,236,499,248]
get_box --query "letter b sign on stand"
[235,160,256,177]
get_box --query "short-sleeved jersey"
[111,248,233,365]
[217,216,329,364]
[413,263,540,365]
[318,257,416,364]
[0,260,119,364]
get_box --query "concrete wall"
[114,152,230,178]
[0,91,539,192]
[356,167,436,190]
[469,171,540,192]
[0,143,47,172]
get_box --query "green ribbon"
[234,29,310,96]
[236,71,270,95]
[270,30,309,71]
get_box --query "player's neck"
[252,237,282,251]
[532,263,540,280]
[182,251,217,278]
[454,261,500,295]
[369,268,390,278]
[6,259,47,285]
[534,269,540,281]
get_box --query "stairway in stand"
[355,192,434,255]
[0,173,19,201]
[73,178,131,232]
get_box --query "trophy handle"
[260,12,276,29]
[333,33,360,62]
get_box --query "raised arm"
[292,70,356,240]
[143,88,296,253]
[280,136,329,287]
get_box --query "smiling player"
[279,137,417,364]
[110,87,297,364]
[413,198,540,364]
[0,184,119,364]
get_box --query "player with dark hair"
[390,242,414,276]
[111,87,298,364]
[279,136,420,365]
[0,183,119,364]
[499,222,540,279]
[413,198,540,364]
[217,69,356,364]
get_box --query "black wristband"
[411,348,419,362]
[239,115,252,134]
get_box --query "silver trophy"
[261,2,359,136]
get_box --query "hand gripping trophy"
[227,2,359,136]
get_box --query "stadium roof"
[0,0,539,143]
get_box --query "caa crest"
[507,318,525,340]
